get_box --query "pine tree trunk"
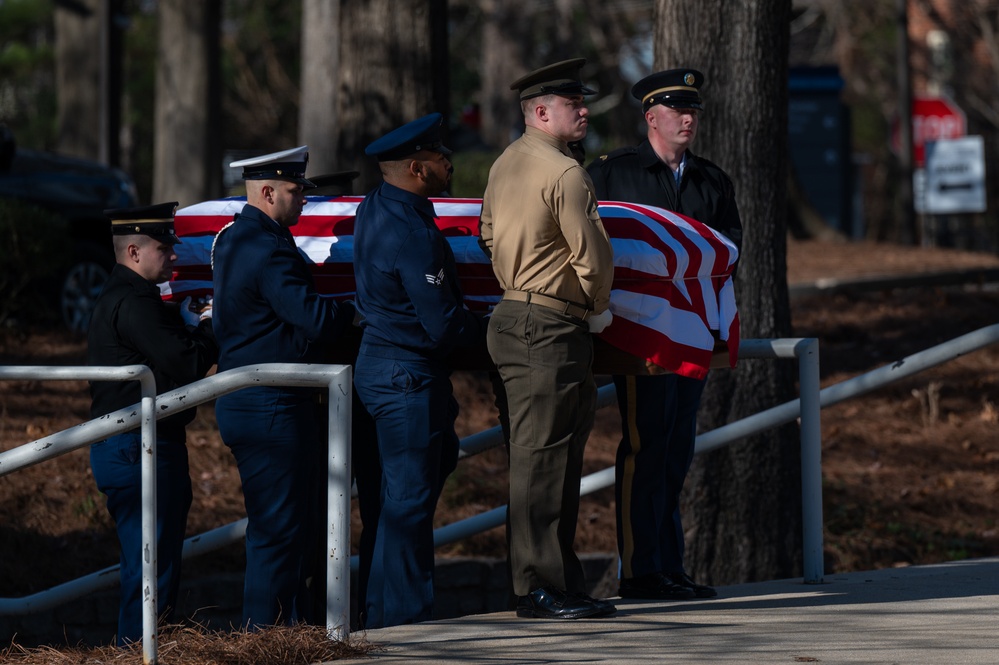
[299,0,341,175]
[54,0,101,160]
[655,0,803,584]
[153,0,221,205]
[337,0,438,192]
[479,0,532,150]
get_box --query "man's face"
[647,104,699,151]
[418,151,453,196]
[268,180,307,227]
[544,94,589,143]
[134,237,178,284]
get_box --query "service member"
[479,59,616,620]
[587,68,743,600]
[353,113,484,628]
[212,146,356,628]
[88,202,218,644]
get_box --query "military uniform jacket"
[88,264,218,442]
[587,139,743,252]
[478,126,614,314]
[354,182,483,360]
[212,204,352,372]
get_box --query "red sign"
[907,96,966,167]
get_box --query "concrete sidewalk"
[332,557,999,664]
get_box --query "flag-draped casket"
[166,196,739,379]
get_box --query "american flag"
[166,196,739,379]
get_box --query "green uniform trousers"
[486,299,596,596]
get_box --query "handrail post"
[134,369,157,664]
[326,368,352,641]
[136,368,159,665]
[0,363,353,649]
[796,338,824,584]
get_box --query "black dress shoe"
[664,571,718,598]
[516,586,608,619]
[572,591,617,617]
[618,572,696,600]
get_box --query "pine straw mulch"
[0,624,376,664]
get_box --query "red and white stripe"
[166,196,739,378]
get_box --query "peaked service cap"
[230,145,315,188]
[105,201,181,244]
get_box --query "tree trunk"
[153,0,221,205]
[299,0,341,175]
[655,0,802,584]
[54,0,101,160]
[479,0,532,150]
[337,0,440,192]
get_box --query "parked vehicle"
[0,128,138,333]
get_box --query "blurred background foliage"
[3,1,999,247]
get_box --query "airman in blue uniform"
[212,146,356,628]
[87,202,218,644]
[353,113,485,628]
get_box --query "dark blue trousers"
[216,388,320,628]
[90,431,192,645]
[614,372,707,579]
[354,350,459,629]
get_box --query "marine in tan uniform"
[478,58,616,620]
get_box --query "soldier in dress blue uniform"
[587,69,743,601]
[353,113,485,628]
[87,202,218,644]
[211,146,356,628]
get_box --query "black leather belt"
[503,290,591,321]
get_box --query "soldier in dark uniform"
[87,202,218,644]
[212,146,356,628]
[587,68,743,600]
[353,113,485,628]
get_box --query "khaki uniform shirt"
[479,126,613,314]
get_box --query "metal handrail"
[426,326,999,581]
[0,365,159,663]
[430,338,826,582]
[0,363,353,661]
[6,325,999,646]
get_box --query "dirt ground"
[1,237,998,602]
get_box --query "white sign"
[922,136,986,214]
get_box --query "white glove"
[179,296,200,327]
[199,296,213,321]
[587,309,614,334]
